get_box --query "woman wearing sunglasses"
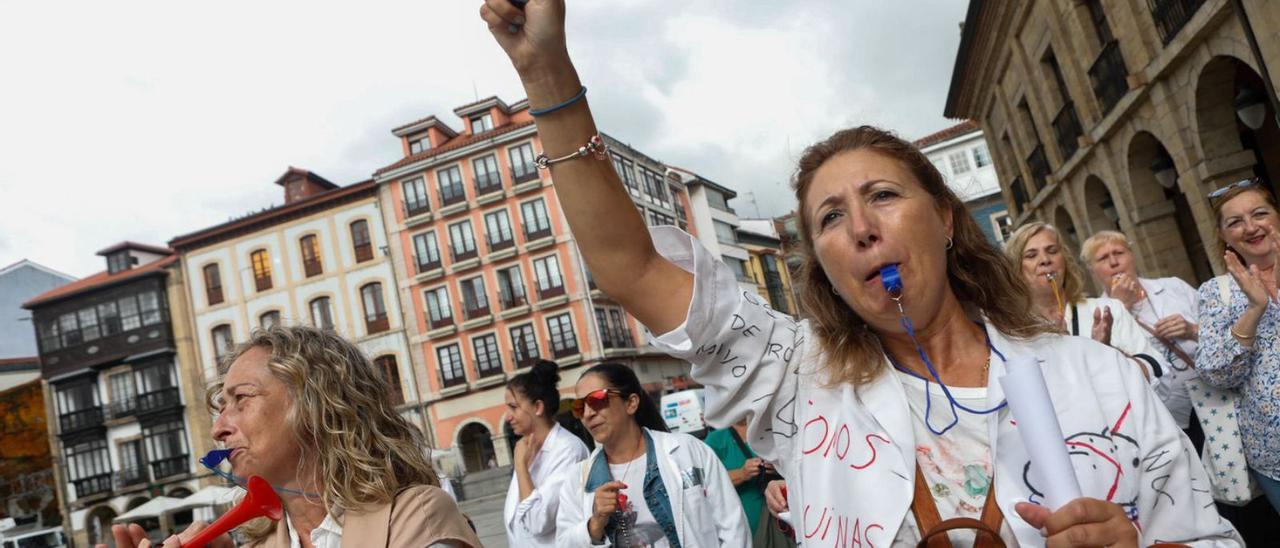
[554,362,749,547]
[503,360,590,547]
[1195,179,1280,511]
[479,1,1238,545]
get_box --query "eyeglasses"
[572,389,624,418]
[1207,178,1260,201]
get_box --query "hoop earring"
[945,236,954,250]
[831,286,840,296]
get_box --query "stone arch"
[85,505,117,546]
[1125,131,1212,283]
[1051,204,1080,256]
[455,420,498,473]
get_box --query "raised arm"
[479,0,692,334]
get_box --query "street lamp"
[1235,87,1268,130]
[1150,152,1177,189]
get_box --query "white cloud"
[0,0,966,277]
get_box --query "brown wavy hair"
[1004,222,1087,304]
[792,125,1055,386]
[207,325,437,542]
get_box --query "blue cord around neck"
[200,449,321,498]
[879,264,1008,436]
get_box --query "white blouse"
[503,422,590,547]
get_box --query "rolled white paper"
[999,356,1082,510]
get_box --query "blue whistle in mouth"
[201,448,234,469]
[881,264,903,296]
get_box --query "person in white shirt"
[1080,231,1201,434]
[477,1,1238,545]
[554,362,749,547]
[1006,222,1171,382]
[504,359,589,547]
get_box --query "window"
[203,264,223,305]
[496,265,527,309]
[65,438,111,496]
[546,313,578,358]
[473,334,503,377]
[437,166,466,206]
[350,220,373,263]
[460,276,490,319]
[108,252,132,274]
[108,372,135,410]
[139,292,162,326]
[509,142,538,183]
[470,113,493,134]
[647,210,676,227]
[78,308,100,342]
[990,211,1014,243]
[610,153,640,197]
[639,168,670,208]
[723,256,751,282]
[58,313,81,347]
[473,154,502,194]
[374,355,404,405]
[250,249,273,292]
[143,419,188,479]
[948,151,971,175]
[972,144,992,168]
[533,255,564,299]
[211,325,234,361]
[119,296,140,332]
[361,283,388,334]
[596,307,634,349]
[1085,0,1114,45]
[409,135,431,155]
[56,382,98,426]
[448,220,477,261]
[510,324,539,367]
[610,309,633,347]
[309,297,334,331]
[706,189,733,212]
[403,177,431,217]
[97,301,120,336]
[135,360,179,413]
[425,286,453,329]
[484,209,514,251]
[118,439,146,485]
[713,221,738,245]
[437,344,465,387]
[38,318,62,352]
[300,234,323,277]
[412,231,441,272]
[260,310,280,329]
[521,199,552,239]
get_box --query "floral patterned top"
[1195,275,1280,480]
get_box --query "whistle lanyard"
[200,449,321,498]
[879,265,1007,436]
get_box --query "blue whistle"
[880,264,903,296]
[201,448,234,469]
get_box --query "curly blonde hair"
[206,325,436,542]
[792,125,1056,386]
[1004,222,1087,305]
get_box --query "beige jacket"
[247,485,481,548]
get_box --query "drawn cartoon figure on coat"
[1021,403,1141,522]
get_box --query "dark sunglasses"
[572,389,624,418]
[1207,178,1260,201]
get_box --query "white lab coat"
[1119,277,1202,429]
[646,227,1241,547]
[505,423,590,547]
[1063,296,1172,381]
[554,428,751,548]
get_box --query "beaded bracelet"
[534,134,609,170]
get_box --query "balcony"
[60,407,104,434]
[462,302,490,321]
[114,466,148,489]
[366,314,390,335]
[150,455,188,480]
[538,284,566,301]
[488,232,515,253]
[511,166,539,185]
[440,184,467,207]
[303,258,323,278]
[414,255,442,274]
[73,473,112,498]
[105,399,137,420]
[354,242,374,263]
[524,226,552,243]
[501,293,528,310]
[1025,145,1051,191]
[512,348,540,369]
[404,200,431,219]
[474,173,503,197]
[429,314,454,330]
[253,275,272,293]
[1052,102,1082,160]
[137,387,181,415]
[451,246,478,263]
[548,337,579,359]
[1148,0,1206,45]
[1089,40,1128,116]
[441,373,467,389]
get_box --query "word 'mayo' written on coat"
[803,504,885,548]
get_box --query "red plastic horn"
[185,476,283,548]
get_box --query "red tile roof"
[272,166,338,189]
[96,241,174,256]
[913,120,980,149]
[392,115,458,137]
[374,121,536,177]
[169,180,376,252]
[23,255,178,308]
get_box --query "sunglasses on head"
[1207,178,1261,201]
[572,388,624,418]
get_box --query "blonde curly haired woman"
[108,326,481,548]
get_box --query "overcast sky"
[0,1,969,278]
